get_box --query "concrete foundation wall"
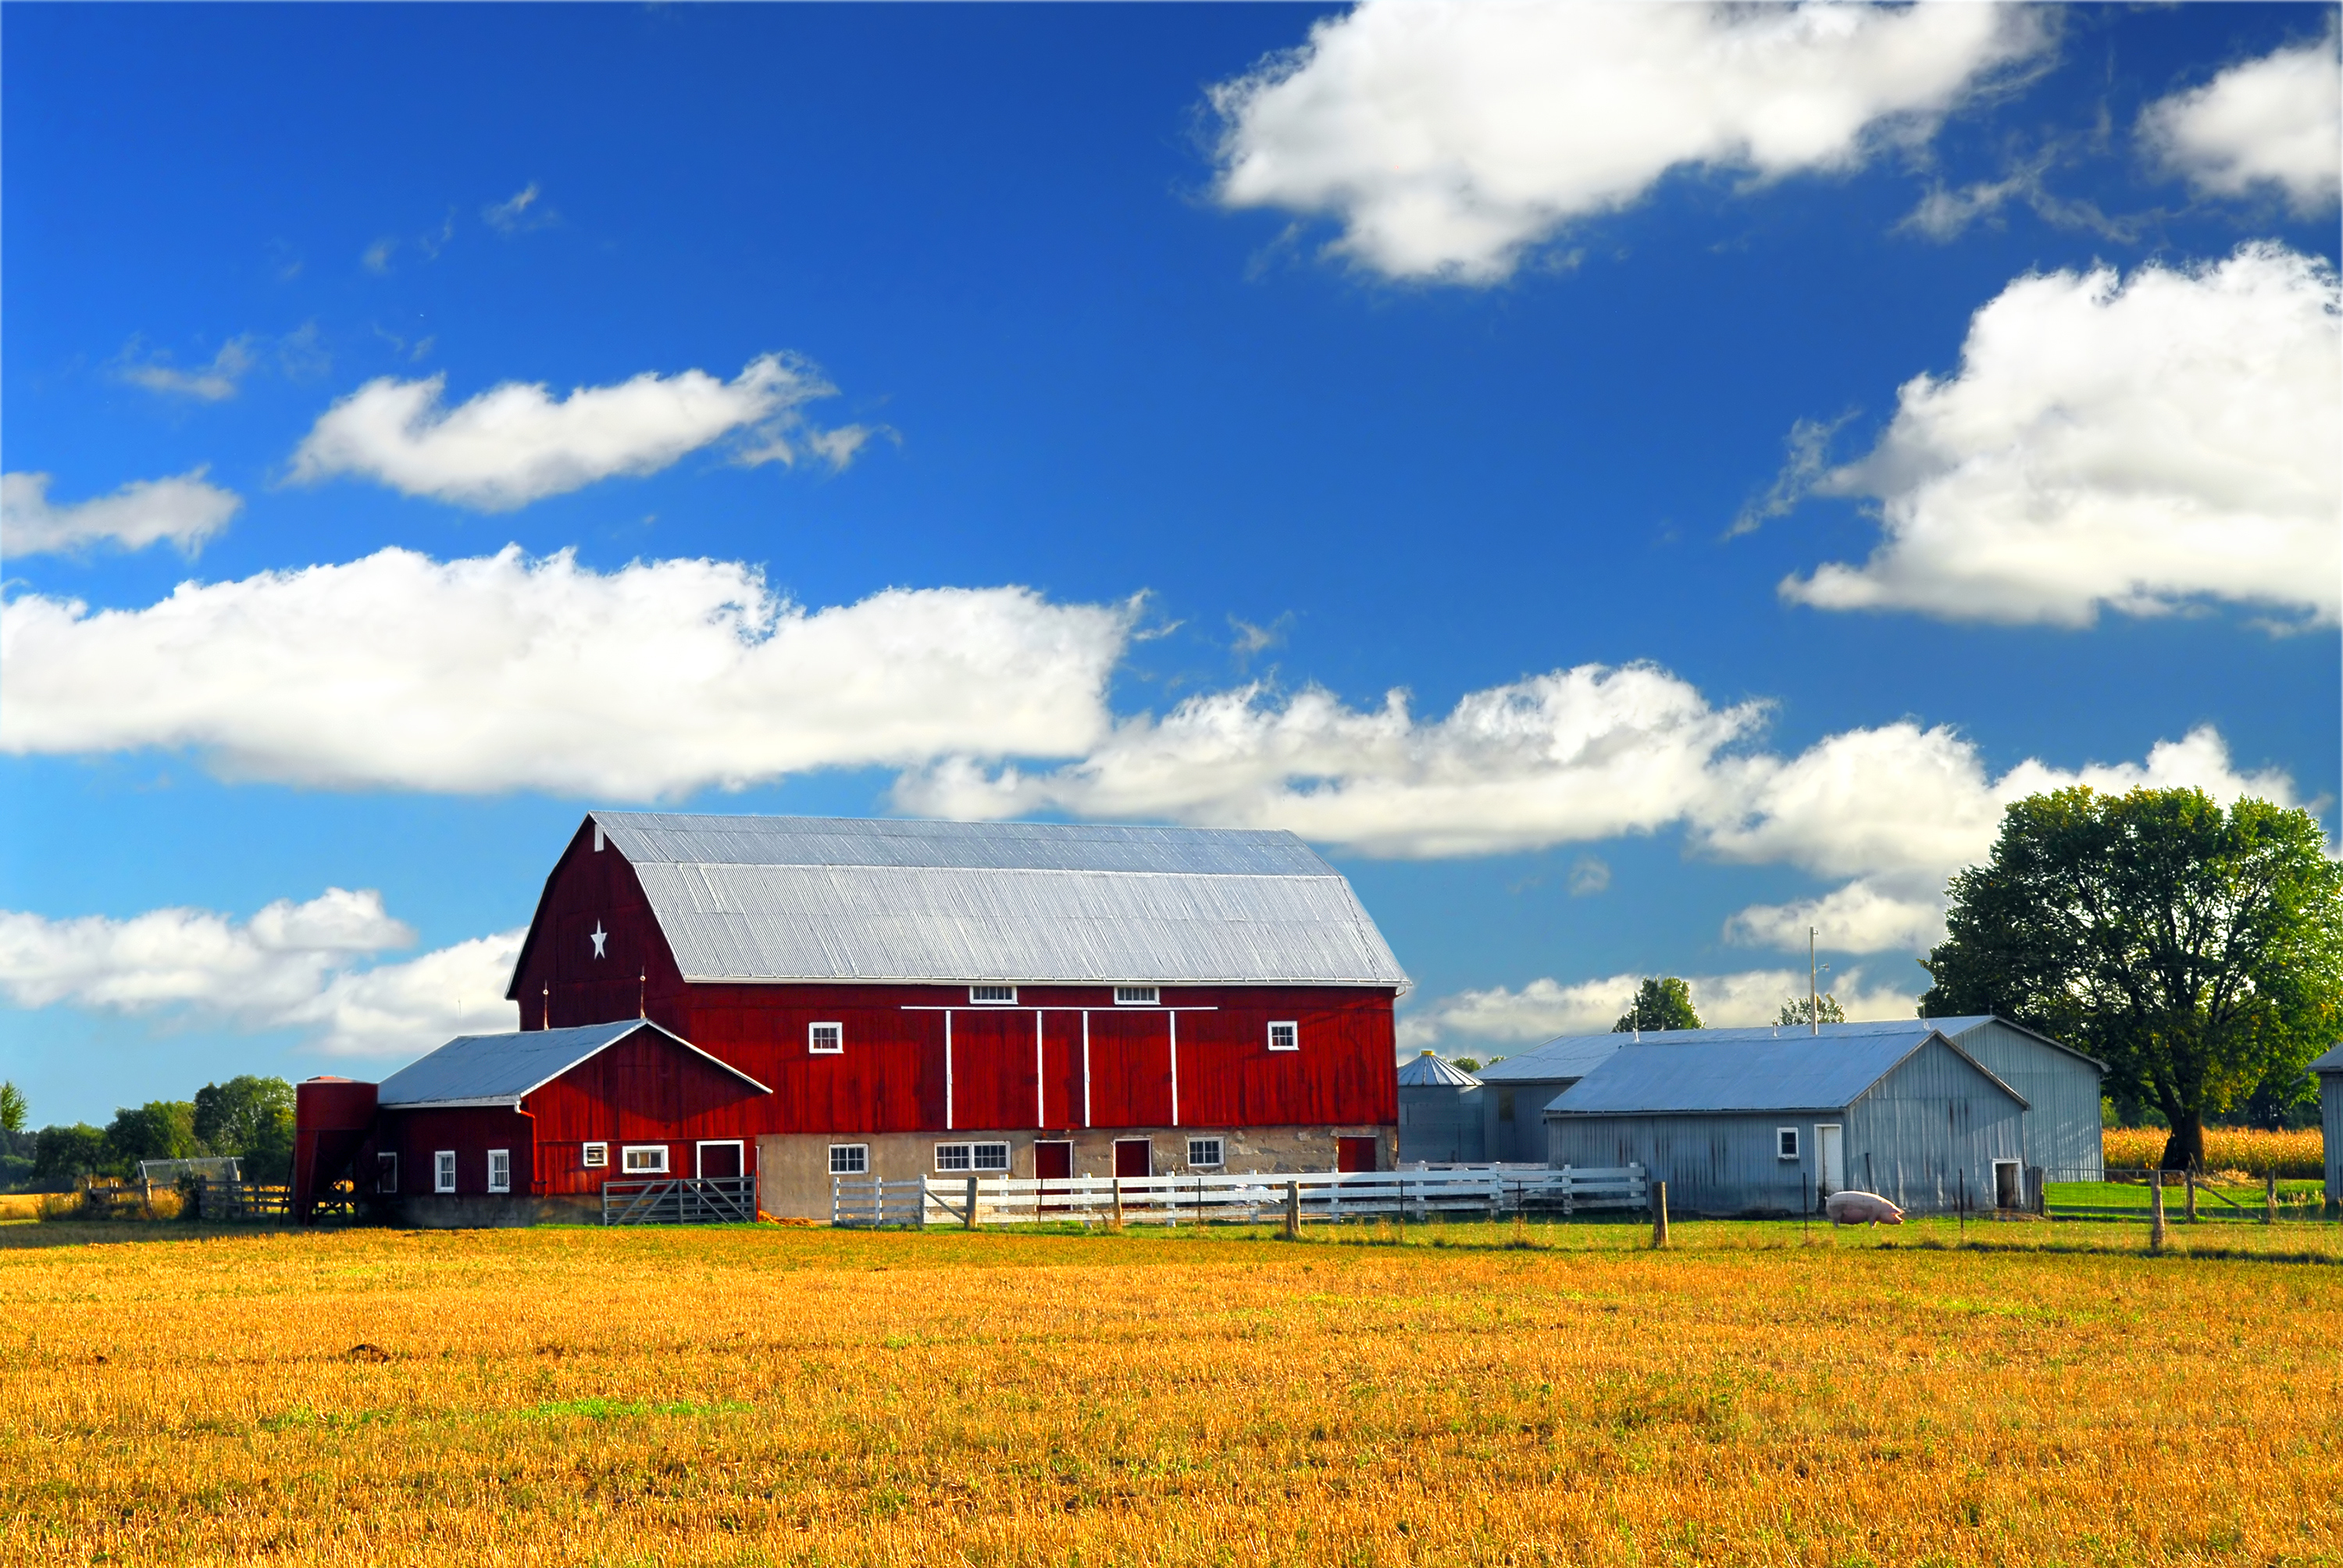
[389,1193,601,1228]
[758,1124,1396,1220]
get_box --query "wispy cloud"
[116,337,257,402]
[2,469,242,558]
[482,181,553,233]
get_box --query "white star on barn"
[590,921,608,959]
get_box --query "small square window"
[1777,1128,1800,1161]
[1114,985,1159,1006]
[487,1149,512,1193]
[830,1144,869,1175]
[376,1152,399,1195]
[1187,1137,1224,1168]
[969,985,1017,1005]
[582,1142,608,1169]
[935,1142,1010,1172]
[1267,1021,1299,1052]
[433,1150,456,1194]
[809,1021,843,1054]
[622,1145,669,1174]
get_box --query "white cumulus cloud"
[1211,0,2045,282]
[2142,32,2341,211]
[1783,244,2341,628]
[1398,965,1921,1051]
[288,353,873,510]
[2,469,242,558]
[0,546,1130,797]
[897,664,1768,859]
[0,889,521,1058]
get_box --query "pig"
[1824,1189,1905,1227]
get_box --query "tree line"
[0,1076,298,1188]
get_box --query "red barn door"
[1337,1136,1378,1173]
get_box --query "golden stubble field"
[2,1218,2338,1567]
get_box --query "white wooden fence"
[831,1164,1646,1228]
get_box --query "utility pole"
[1809,928,1820,1035]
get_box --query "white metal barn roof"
[586,812,1413,990]
[377,1020,771,1110]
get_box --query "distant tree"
[34,1124,109,1185]
[0,1082,25,1133]
[1450,1058,1482,1074]
[193,1076,296,1181]
[1776,993,1846,1028]
[1614,978,1702,1033]
[1920,786,2343,1172]
[104,1102,203,1171]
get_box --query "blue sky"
[4,2,2337,1125]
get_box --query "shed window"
[935,1142,1010,1172]
[808,1021,843,1054]
[1114,985,1159,1006]
[1777,1127,1800,1161]
[487,1149,512,1193]
[1498,1091,1515,1124]
[969,985,1017,1005]
[376,1153,398,1194]
[582,1142,608,1169]
[621,1145,669,1174]
[433,1150,456,1193]
[1267,1021,1299,1052]
[829,1144,869,1175]
[1187,1137,1224,1168]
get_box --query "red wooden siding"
[522,1028,773,1195]
[508,820,688,1035]
[380,1107,535,1196]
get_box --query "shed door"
[1815,1124,1845,1194]
[1337,1136,1378,1174]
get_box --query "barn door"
[1336,1136,1378,1173]
[696,1140,744,1180]
[1114,1138,1152,1178]
[1815,1124,1844,1194]
[1034,1140,1072,1180]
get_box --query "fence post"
[2149,1171,2167,1253]
[2184,1167,2198,1224]
[1110,1178,1124,1234]
[1649,1179,1669,1249]
[964,1175,980,1231]
[1958,1169,1967,1238]
[1284,1179,1300,1239]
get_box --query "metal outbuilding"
[1545,1027,2038,1217]
[1475,1035,1628,1162]
[1396,1050,1483,1163]
[2312,1042,2343,1204]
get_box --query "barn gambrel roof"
[536,812,1412,991]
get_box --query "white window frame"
[829,1143,869,1175]
[433,1149,456,1194]
[1114,985,1160,1006]
[1187,1136,1225,1168]
[487,1149,512,1194]
[808,1021,843,1054]
[376,1152,399,1195]
[621,1144,669,1174]
[1267,1021,1299,1052]
[935,1141,1011,1172]
[582,1142,608,1169]
[968,985,1018,1005]
[1776,1127,1801,1161]
[695,1139,745,1179]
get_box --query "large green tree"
[194,1076,296,1181]
[1614,977,1703,1033]
[104,1101,203,1169]
[0,1082,26,1134]
[1920,786,2343,1171]
[1777,993,1846,1028]
[34,1124,109,1185]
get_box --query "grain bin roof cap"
[1396,1050,1481,1088]
[1546,1027,2025,1117]
[540,811,1410,992]
[376,1020,770,1110]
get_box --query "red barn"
[323,812,1410,1222]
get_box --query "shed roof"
[1396,1051,1481,1088]
[376,1020,771,1110]
[1546,1031,2025,1117]
[1473,1035,1628,1084]
[1474,1014,2099,1083]
[2310,1042,2343,1074]
[555,812,1410,990]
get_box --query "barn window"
[808,1021,843,1054]
[376,1153,398,1194]
[487,1149,512,1193]
[968,985,1017,1005]
[1777,1128,1801,1161]
[433,1150,456,1193]
[621,1145,669,1174]
[582,1142,608,1169]
[1267,1021,1299,1052]
[829,1144,868,1175]
[1187,1137,1224,1168]
[935,1142,1010,1172]
[1114,985,1159,1006]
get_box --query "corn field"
[2,1218,2338,1566]
[2102,1124,2324,1178]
